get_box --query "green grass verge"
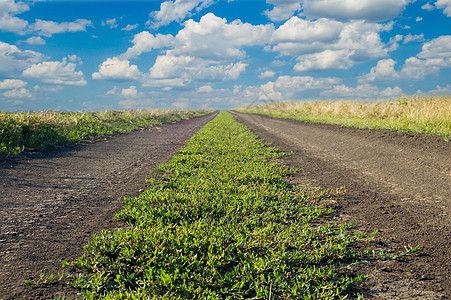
[0,110,209,155]
[63,111,398,299]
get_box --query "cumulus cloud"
[320,83,402,98]
[92,57,142,81]
[121,85,141,98]
[3,87,32,99]
[121,32,174,60]
[102,18,117,29]
[259,70,275,79]
[149,52,248,82]
[197,84,214,92]
[147,0,215,28]
[270,17,388,61]
[294,49,354,71]
[0,41,46,73]
[23,56,87,86]
[417,35,451,59]
[23,36,46,45]
[435,0,451,16]
[122,24,139,31]
[172,13,274,60]
[258,75,341,100]
[0,79,27,89]
[264,0,301,22]
[400,35,451,80]
[32,19,92,37]
[301,0,411,22]
[0,0,29,33]
[359,59,399,82]
[422,3,435,10]
[271,17,343,45]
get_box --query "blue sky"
[0,0,450,111]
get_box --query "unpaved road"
[0,112,217,300]
[233,111,451,299]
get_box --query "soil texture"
[0,112,218,300]
[232,111,450,299]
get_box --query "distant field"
[0,109,210,155]
[235,96,451,139]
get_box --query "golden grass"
[235,95,451,138]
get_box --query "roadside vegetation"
[62,111,411,299]
[0,109,210,155]
[236,95,451,139]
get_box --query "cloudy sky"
[0,0,450,111]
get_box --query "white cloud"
[121,85,141,98]
[274,75,341,92]
[23,56,87,86]
[172,13,274,60]
[381,86,403,97]
[259,81,283,101]
[259,70,275,79]
[301,0,411,21]
[148,52,248,82]
[271,17,343,45]
[258,75,341,100]
[147,0,215,28]
[148,52,193,79]
[0,41,46,72]
[121,31,174,60]
[3,87,32,99]
[400,56,443,80]
[400,36,451,80]
[102,18,117,29]
[427,84,451,94]
[106,85,119,95]
[122,24,138,31]
[264,0,301,22]
[92,57,142,81]
[417,35,451,59]
[270,18,389,62]
[403,33,424,44]
[422,3,435,10]
[435,0,451,16]
[32,19,92,37]
[320,83,402,98]
[0,0,29,33]
[0,79,27,89]
[416,16,423,22]
[359,59,399,82]
[197,84,214,92]
[294,49,354,71]
[23,36,46,45]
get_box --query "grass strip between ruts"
[68,111,379,299]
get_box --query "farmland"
[1,107,449,299]
[0,109,209,155]
[235,95,451,139]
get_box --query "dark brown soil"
[0,112,218,300]
[232,112,451,299]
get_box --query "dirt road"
[0,112,217,300]
[232,111,451,299]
